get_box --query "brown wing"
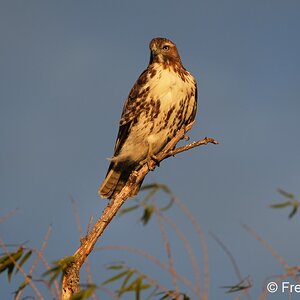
[186,80,197,125]
[112,67,152,156]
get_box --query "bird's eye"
[162,45,169,50]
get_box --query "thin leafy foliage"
[103,263,152,299]
[101,183,205,299]
[270,188,299,218]
[70,284,97,300]
[0,237,52,299]
[120,183,174,225]
[102,262,191,300]
[1,186,299,299]
[221,277,252,294]
[43,256,75,284]
[0,247,27,282]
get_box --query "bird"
[99,37,197,199]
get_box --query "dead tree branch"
[61,121,219,299]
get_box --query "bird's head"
[149,37,182,66]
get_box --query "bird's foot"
[182,125,190,141]
[139,154,159,171]
[150,154,160,167]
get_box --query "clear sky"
[1,1,300,299]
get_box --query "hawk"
[99,37,197,199]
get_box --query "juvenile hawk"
[99,37,197,199]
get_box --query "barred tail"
[98,166,121,199]
[98,162,144,199]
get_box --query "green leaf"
[43,265,60,277]
[44,266,62,284]
[120,269,135,289]
[270,201,291,208]
[118,275,151,298]
[141,206,154,225]
[107,263,125,270]
[135,276,142,300]
[7,263,14,282]
[0,255,12,273]
[0,254,9,265]
[104,265,152,299]
[102,270,129,285]
[43,256,74,285]
[0,247,23,271]
[120,205,140,215]
[14,276,32,298]
[15,250,32,274]
[289,202,299,219]
[141,183,174,212]
[0,247,23,281]
[221,277,252,293]
[120,276,140,293]
[278,188,295,199]
[158,291,191,299]
[70,284,97,300]
[141,183,171,194]
[140,183,160,191]
[55,256,75,270]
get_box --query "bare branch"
[0,208,18,224]
[154,204,179,299]
[173,193,210,300]
[61,122,218,299]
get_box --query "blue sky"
[1,1,300,299]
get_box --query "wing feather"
[113,67,152,156]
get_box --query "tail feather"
[99,163,142,199]
[98,166,122,199]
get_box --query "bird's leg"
[139,156,154,170]
[149,153,160,166]
[139,143,160,170]
[182,125,190,141]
